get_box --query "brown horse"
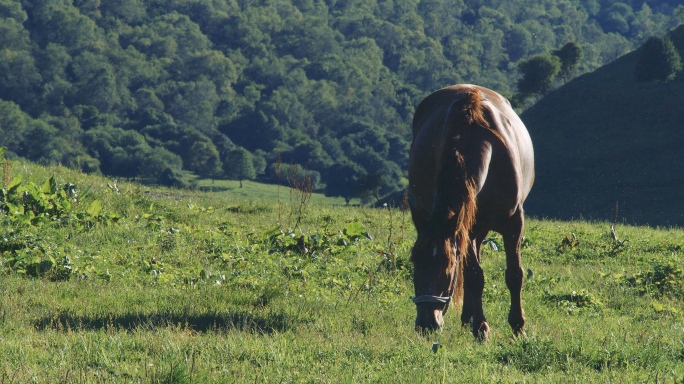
[408,84,534,340]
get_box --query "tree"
[223,147,256,188]
[634,36,682,82]
[157,167,187,188]
[99,0,146,24]
[139,146,184,182]
[676,5,684,26]
[504,25,533,62]
[600,3,633,34]
[0,49,42,110]
[516,54,561,102]
[0,100,29,155]
[251,149,267,176]
[186,139,222,179]
[324,161,365,204]
[553,42,583,83]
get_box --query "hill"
[521,25,684,227]
[0,0,681,203]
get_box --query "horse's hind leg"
[502,207,526,336]
[462,228,489,341]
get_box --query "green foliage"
[505,24,534,62]
[223,147,256,187]
[254,220,371,257]
[623,258,684,298]
[516,54,561,101]
[0,173,122,279]
[634,35,683,82]
[186,139,223,178]
[0,175,104,228]
[0,0,678,204]
[677,5,684,25]
[544,289,603,314]
[553,42,583,83]
[324,161,366,204]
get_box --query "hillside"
[0,0,681,203]
[521,25,684,227]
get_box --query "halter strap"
[412,295,451,304]
[412,270,457,306]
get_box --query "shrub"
[634,36,682,82]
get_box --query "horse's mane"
[429,88,485,308]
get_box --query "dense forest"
[0,0,681,202]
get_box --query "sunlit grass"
[1,161,684,382]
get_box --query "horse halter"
[412,271,457,310]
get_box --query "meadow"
[1,161,683,383]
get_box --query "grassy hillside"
[1,161,684,382]
[521,25,684,227]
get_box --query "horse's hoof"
[513,327,527,338]
[473,322,490,342]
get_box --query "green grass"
[192,178,359,206]
[1,161,684,382]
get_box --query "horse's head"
[411,235,462,332]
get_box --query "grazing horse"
[408,84,534,340]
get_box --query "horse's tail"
[431,89,484,308]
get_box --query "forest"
[0,0,682,202]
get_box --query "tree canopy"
[516,54,562,102]
[553,42,584,83]
[224,147,256,187]
[0,0,681,199]
[634,35,683,81]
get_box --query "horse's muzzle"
[415,305,444,331]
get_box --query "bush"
[634,36,682,82]
[516,54,561,101]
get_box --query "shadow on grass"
[34,309,311,334]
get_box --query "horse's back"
[409,84,534,226]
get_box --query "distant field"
[191,177,359,206]
[1,161,684,382]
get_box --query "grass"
[1,160,684,382]
[191,177,359,206]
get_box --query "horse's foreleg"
[503,208,526,336]
[462,230,489,341]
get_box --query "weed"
[3,155,10,189]
[623,257,684,298]
[544,289,603,314]
[380,203,397,272]
[275,154,283,225]
[556,233,579,252]
[286,163,313,229]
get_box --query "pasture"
[1,161,683,383]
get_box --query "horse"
[407,84,534,340]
